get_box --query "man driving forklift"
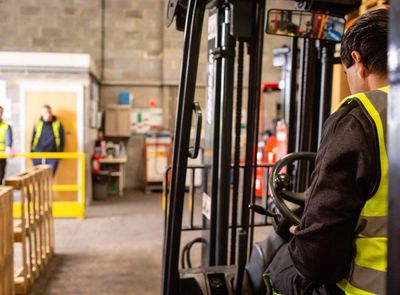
[265,8,389,295]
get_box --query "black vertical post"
[203,7,222,267]
[236,1,265,292]
[162,0,206,294]
[241,0,265,248]
[387,4,400,294]
[287,37,298,154]
[215,4,236,266]
[229,0,255,267]
[317,42,335,146]
[230,40,244,266]
[295,38,321,191]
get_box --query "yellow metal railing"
[0,152,86,219]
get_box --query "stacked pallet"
[0,187,14,295]
[5,165,54,295]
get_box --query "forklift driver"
[265,8,389,295]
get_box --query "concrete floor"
[29,190,165,295]
[27,189,272,295]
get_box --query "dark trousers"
[32,158,59,175]
[266,244,345,295]
[0,159,6,183]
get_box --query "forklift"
[162,0,399,294]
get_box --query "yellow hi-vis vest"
[0,121,9,152]
[32,120,61,151]
[337,86,389,295]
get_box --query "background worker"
[31,104,65,175]
[0,106,14,182]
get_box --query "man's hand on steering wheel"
[289,225,298,234]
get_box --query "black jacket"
[288,100,380,284]
[31,116,65,152]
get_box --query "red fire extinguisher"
[92,152,102,174]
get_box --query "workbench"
[99,157,128,197]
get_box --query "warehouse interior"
[0,0,399,295]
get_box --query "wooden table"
[99,157,127,197]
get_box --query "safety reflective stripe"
[350,264,386,295]
[0,121,9,152]
[357,90,388,217]
[32,121,43,150]
[338,279,376,295]
[52,120,61,150]
[262,272,281,295]
[358,216,387,237]
[337,86,388,295]
[32,120,61,151]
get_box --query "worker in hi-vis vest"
[0,106,14,182]
[264,9,389,295]
[31,105,65,175]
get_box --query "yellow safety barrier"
[0,152,86,219]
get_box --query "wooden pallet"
[0,186,14,295]
[5,165,54,295]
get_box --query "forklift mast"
[162,0,363,294]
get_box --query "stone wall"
[0,0,294,188]
[0,68,95,193]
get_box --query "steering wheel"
[268,152,317,225]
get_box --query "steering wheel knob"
[274,173,291,190]
[269,152,317,225]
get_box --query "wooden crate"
[0,186,14,295]
[105,104,131,137]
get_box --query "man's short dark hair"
[341,8,388,76]
[43,104,52,110]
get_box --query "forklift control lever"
[249,204,279,218]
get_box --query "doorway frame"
[19,80,85,154]
[17,81,87,218]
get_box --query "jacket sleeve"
[59,123,65,152]
[288,108,377,284]
[5,126,12,147]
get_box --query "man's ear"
[351,51,369,78]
